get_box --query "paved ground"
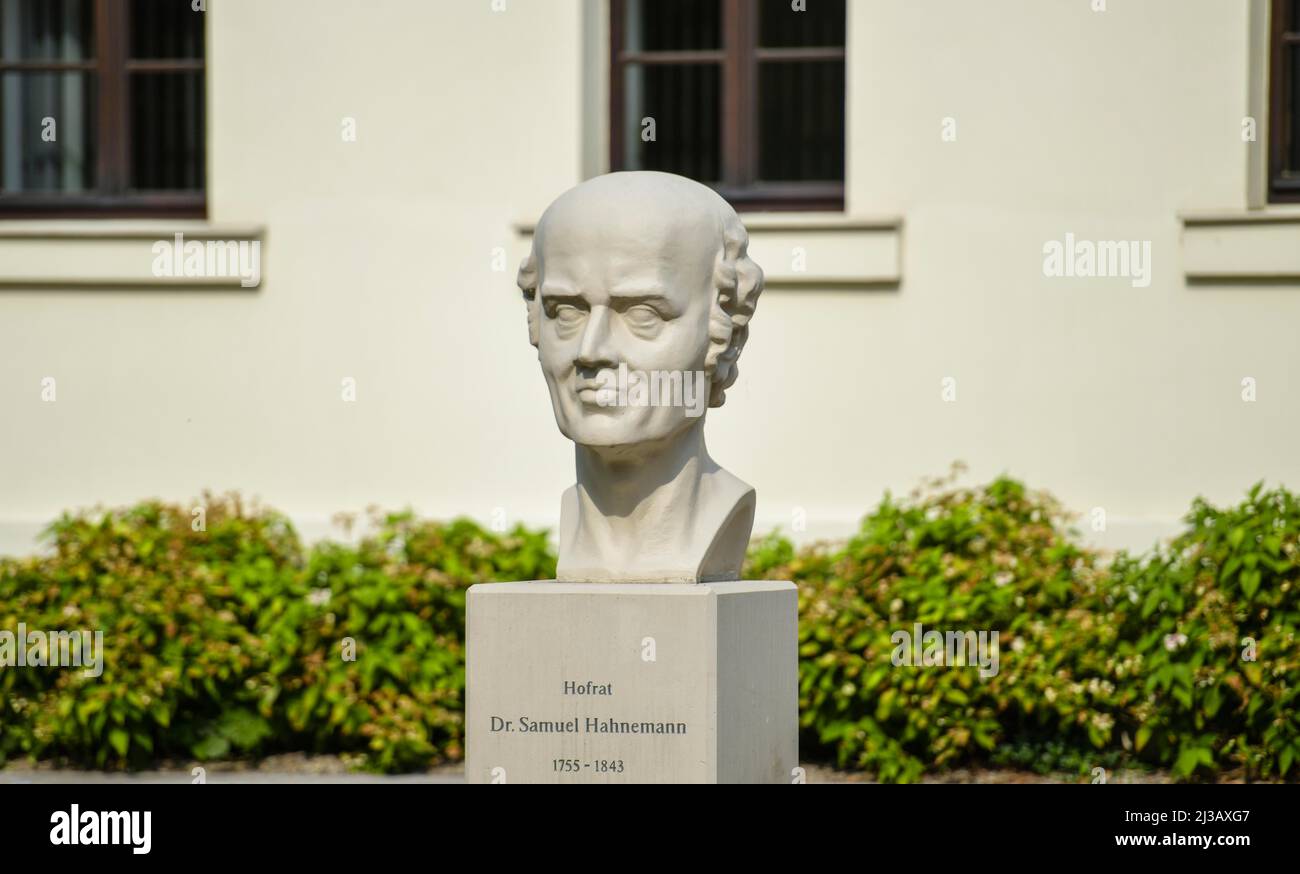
[1,754,464,784]
[0,755,1172,784]
[1,769,464,784]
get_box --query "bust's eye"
[623,304,662,331]
[549,303,584,327]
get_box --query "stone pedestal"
[466,580,797,784]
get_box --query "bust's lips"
[577,388,618,407]
[574,377,616,406]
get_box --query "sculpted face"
[532,178,719,451]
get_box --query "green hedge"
[1,478,1296,780]
[750,473,1300,781]
[0,497,553,772]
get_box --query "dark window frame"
[609,0,845,212]
[1269,0,1300,202]
[0,0,205,218]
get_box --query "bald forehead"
[536,174,725,262]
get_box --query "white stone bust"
[517,172,764,583]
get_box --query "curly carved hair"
[516,187,763,409]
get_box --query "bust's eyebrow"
[608,289,666,303]
[539,283,586,305]
[607,286,673,308]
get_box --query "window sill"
[513,213,902,289]
[0,221,265,289]
[737,213,902,288]
[1180,209,1300,281]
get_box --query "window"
[610,0,846,212]
[1270,0,1300,202]
[0,0,205,217]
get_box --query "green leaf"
[76,698,104,725]
[192,734,230,760]
[863,667,888,692]
[108,729,129,758]
[1174,748,1200,777]
[875,688,897,721]
[1240,569,1261,599]
[218,708,272,751]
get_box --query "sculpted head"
[517,172,764,452]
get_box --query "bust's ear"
[706,219,764,407]
[524,292,540,347]
[517,253,541,347]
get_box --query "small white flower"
[994,572,1013,587]
[1163,632,1188,652]
[307,588,331,607]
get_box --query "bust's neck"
[573,421,712,541]
[559,419,756,582]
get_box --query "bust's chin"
[561,414,703,457]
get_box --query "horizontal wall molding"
[0,222,266,288]
[1180,210,1300,280]
[514,212,902,289]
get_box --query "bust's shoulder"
[702,465,755,509]
[559,483,579,518]
[557,484,580,554]
[561,483,579,501]
[696,466,756,582]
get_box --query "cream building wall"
[2,0,1298,557]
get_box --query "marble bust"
[517,171,765,583]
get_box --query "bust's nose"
[575,306,617,370]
